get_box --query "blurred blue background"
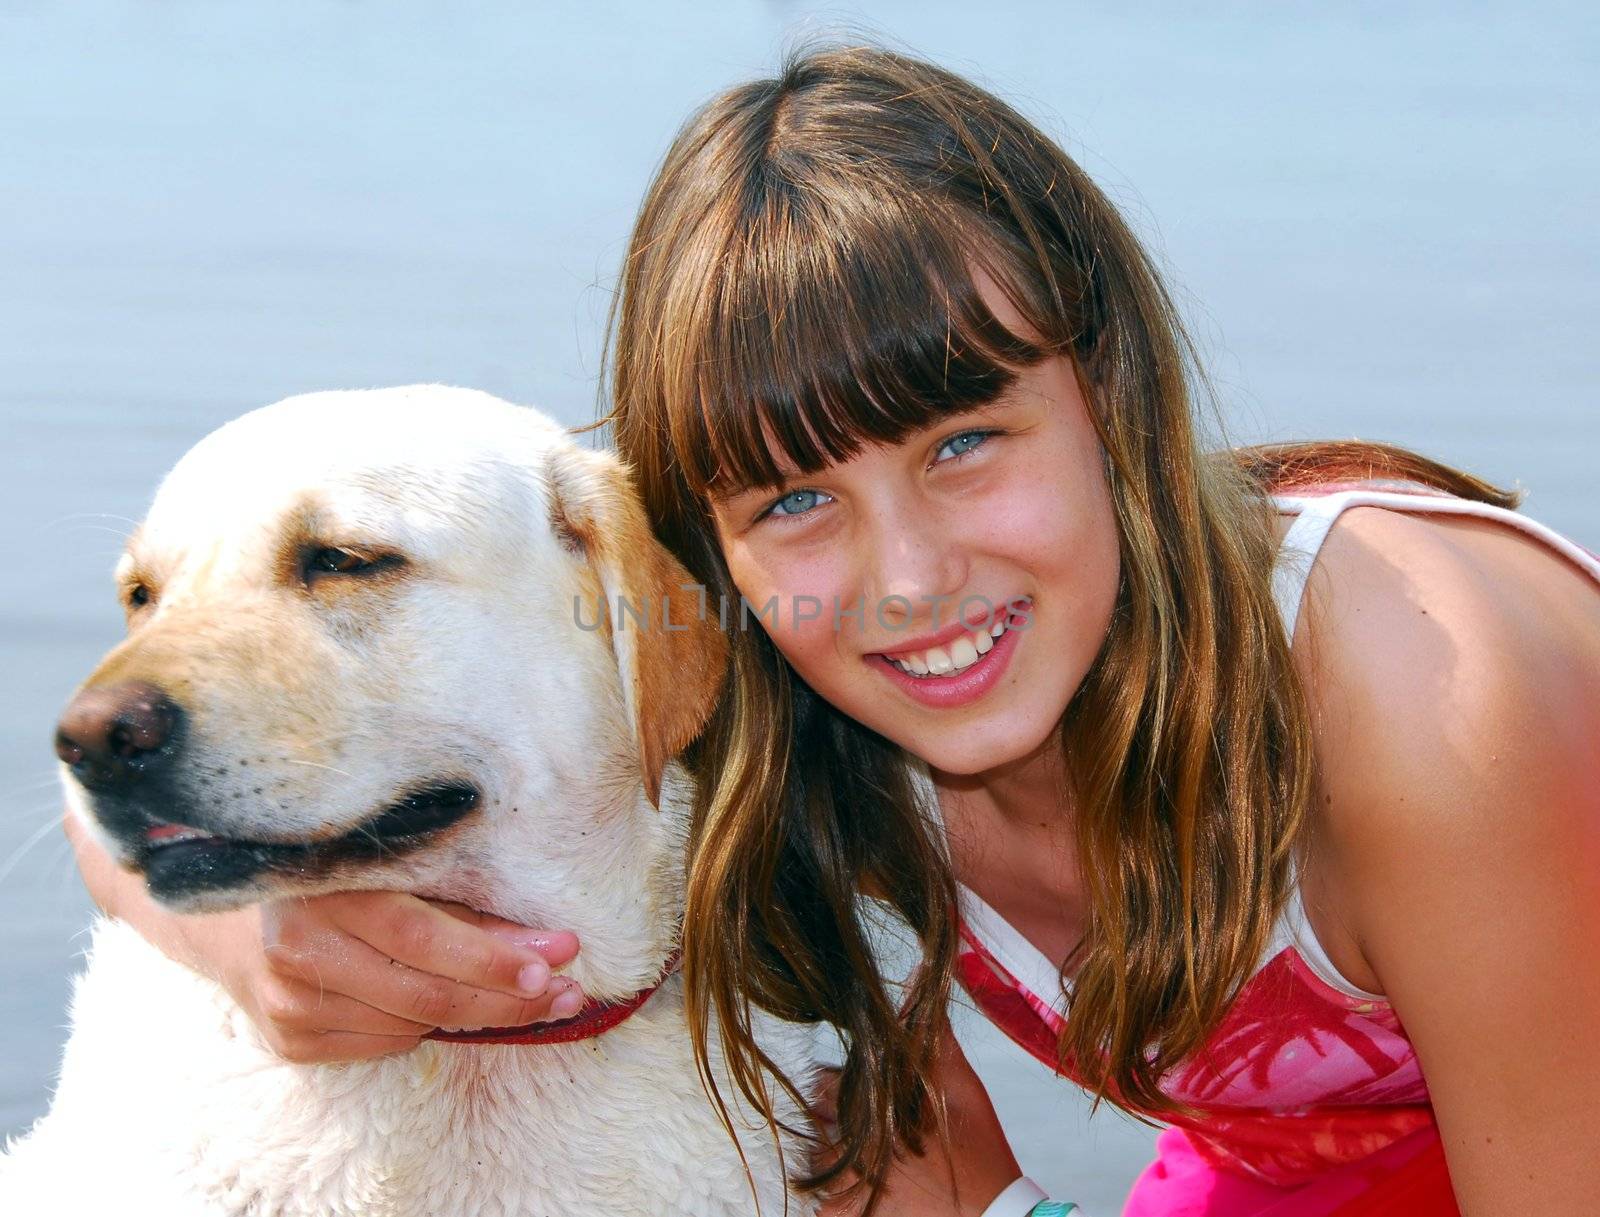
[2,2,1595,1209]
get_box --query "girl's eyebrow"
[706,478,780,509]
[708,461,806,503]
[708,395,1025,504]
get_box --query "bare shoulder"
[1289,501,1600,988]
[1297,503,1600,773]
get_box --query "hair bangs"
[677,176,1050,499]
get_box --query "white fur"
[2,386,816,1216]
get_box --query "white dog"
[1,386,817,1216]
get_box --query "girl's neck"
[930,729,1073,834]
[930,734,1088,971]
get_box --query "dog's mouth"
[129,780,482,903]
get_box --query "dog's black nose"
[55,681,184,790]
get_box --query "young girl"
[68,44,1600,1217]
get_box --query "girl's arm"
[1301,507,1600,1213]
[816,1023,1024,1216]
[63,805,584,1063]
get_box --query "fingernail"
[549,989,583,1020]
[516,960,549,996]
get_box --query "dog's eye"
[309,547,367,574]
[304,547,403,578]
[124,581,154,610]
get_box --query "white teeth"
[887,620,1011,679]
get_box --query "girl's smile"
[866,597,1029,710]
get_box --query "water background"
[2,3,1595,1210]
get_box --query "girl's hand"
[66,809,583,1064]
[237,891,583,1063]
[814,1024,1021,1216]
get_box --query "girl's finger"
[267,928,586,1030]
[427,900,582,971]
[336,893,576,999]
[262,972,438,1038]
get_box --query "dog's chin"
[104,780,484,909]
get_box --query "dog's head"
[57,386,725,989]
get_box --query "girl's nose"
[861,503,969,629]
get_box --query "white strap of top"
[1270,486,1600,645]
[1270,492,1351,642]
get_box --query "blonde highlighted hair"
[590,43,1516,1204]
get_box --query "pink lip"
[871,597,1026,659]
[868,604,1026,710]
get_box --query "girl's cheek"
[782,557,857,657]
[730,550,853,662]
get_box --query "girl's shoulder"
[1293,498,1600,753]
[1288,496,1600,994]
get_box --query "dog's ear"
[544,444,728,809]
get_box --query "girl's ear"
[544,443,728,809]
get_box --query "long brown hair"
[590,43,1516,1201]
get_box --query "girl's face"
[706,273,1122,779]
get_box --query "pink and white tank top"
[921,484,1600,1217]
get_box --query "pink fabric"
[1123,1126,1455,1217]
[1157,946,1431,1183]
[954,931,1443,1215]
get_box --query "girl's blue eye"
[756,428,997,523]
[935,428,998,462]
[763,488,831,520]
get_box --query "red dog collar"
[423,950,681,1047]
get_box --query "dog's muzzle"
[55,680,483,903]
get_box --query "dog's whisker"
[38,511,141,535]
[0,809,77,890]
[0,773,70,801]
[8,800,73,835]
[44,511,142,525]
[347,821,398,859]
[8,795,81,827]
[36,835,91,921]
[281,759,359,781]
[51,836,88,902]
[54,523,138,540]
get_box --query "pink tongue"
[146,823,196,841]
